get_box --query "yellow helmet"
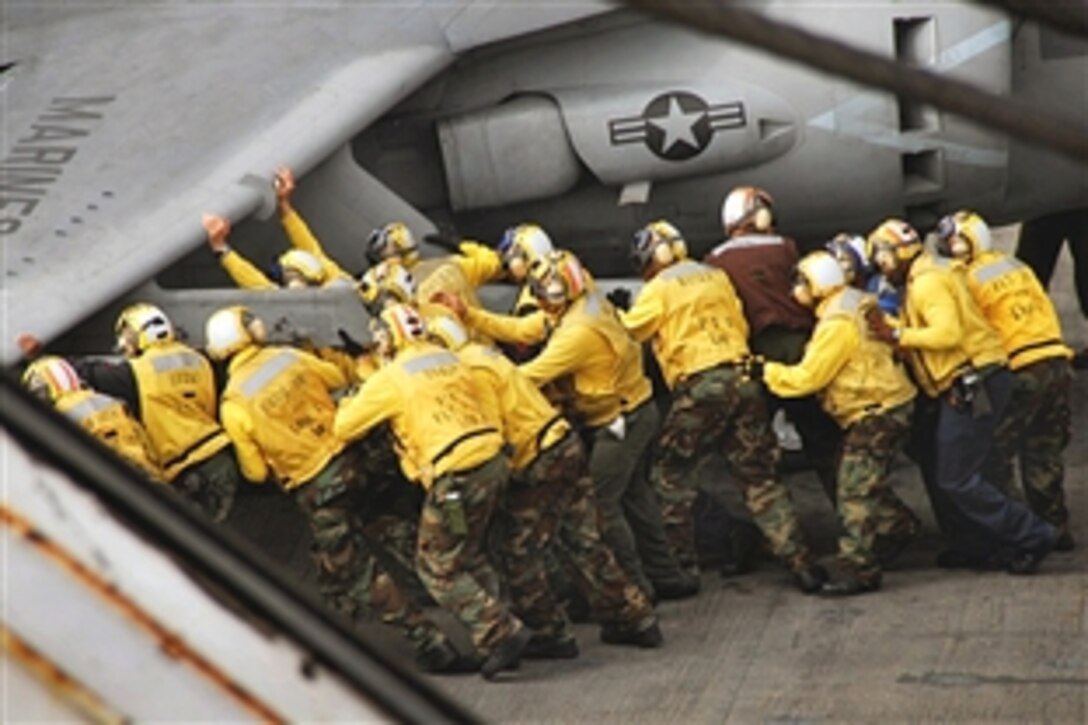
[867,218,923,273]
[528,250,589,311]
[630,219,688,276]
[115,303,175,357]
[498,223,554,281]
[722,186,774,236]
[428,312,470,352]
[204,305,266,361]
[792,251,846,307]
[936,210,992,260]
[278,249,326,287]
[370,302,426,355]
[22,356,83,403]
[357,260,417,314]
[366,222,420,268]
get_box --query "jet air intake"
[438,95,582,211]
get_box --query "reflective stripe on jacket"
[58,389,162,480]
[898,254,1007,396]
[222,346,346,489]
[621,259,749,388]
[334,342,504,486]
[130,342,230,480]
[766,288,916,426]
[964,251,1072,371]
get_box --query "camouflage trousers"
[416,454,524,656]
[502,431,655,639]
[986,357,1073,533]
[836,402,918,577]
[652,363,812,573]
[173,446,240,523]
[293,446,441,653]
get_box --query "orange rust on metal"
[1,623,128,724]
[1,503,287,724]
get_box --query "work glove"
[606,287,632,311]
[337,328,367,356]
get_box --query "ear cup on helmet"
[753,207,773,232]
[244,312,267,345]
[652,242,674,267]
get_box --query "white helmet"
[936,210,993,260]
[115,303,175,356]
[278,249,325,287]
[721,186,774,236]
[792,250,845,307]
[204,306,266,361]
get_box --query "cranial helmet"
[371,302,426,355]
[630,220,688,276]
[278,249,326,288]
[529,250,588,310]
[428,312,470,352]
[357,260,417,314]
[866,218,923,274]
[115,303,175,357]
[22,355,83,403]
[825,233,872,285]
[497,223,554,281]
[204,305,267,361]
[366,222,420,268]
[792,250,846,307]
[935,210,992,260]
[721,186,774,236]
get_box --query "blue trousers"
[925,368,1055,560]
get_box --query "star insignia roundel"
[608,91,747,162]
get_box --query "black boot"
[651,573,701,601]
[480,627,532,680]
[415,639,480,674]
[600,620,664,648]
[793,563,829,594]
[819,571,882,597]
[523,632,579,659]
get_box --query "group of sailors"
[17,167,1076,680]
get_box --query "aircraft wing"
[0,1,611,363]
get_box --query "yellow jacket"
[446,241,506,288]
[898,254,1007,396]
[219,249,278,290]
[129,342,231,481]
[334,341,505,487]
[281,208,355,284]
[458,342,570,471]
[465,304,553,346]
[57,389,162,481]
[621,260,749,389]
[517,292,652,427]
[765,288,916,427]
[962,250,1072,371]
[220,346,348,489]
[416,242,497,304]
[218,209,354,290]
